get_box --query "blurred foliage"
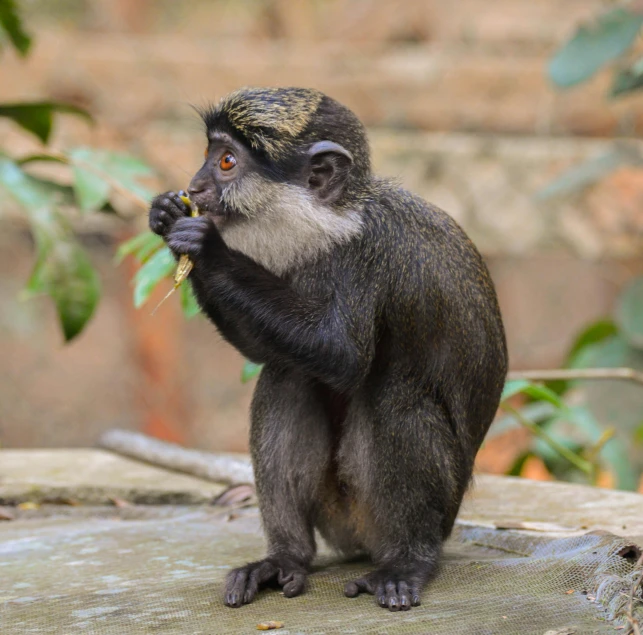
[489,293,642,491]
[548,7,643,90]
[541,6,643,199]
[0,4,197,340]
[501,7,643,490]
[0,0,31,56]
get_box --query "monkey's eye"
[219,153,237,171]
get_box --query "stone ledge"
[0,449,225,505]
[2,449,642,541]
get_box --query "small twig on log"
[98,429,254,486]
[507,368,643,387]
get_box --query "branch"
[98,429,255,485]
[507,367,643,387]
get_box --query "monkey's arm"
[170,216,373,392]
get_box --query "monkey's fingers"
[166,216,212,259]
[169,191,192,216]
[345,572,422,610]
[383,580,401,611]
[242,560,279,605]
[410,582,422,606]
[344,576,375,598]
[277,569,307,598]
[225,567,250,608]
[396,581,412,611]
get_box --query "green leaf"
[487,401,557,440]
[72,164,110,212]
[501,379,531,401]
[506,452,533,477]
[67,147,155,203]
[543,319,621,396]
[611,55,643,97]
[0,155,100,341]
[534,147,642,201]
[46,243,100,341]
[567,319,619,364]
[17,153,69,165]
[0,102,92,144]
[566,406,639,490]
[241,361,263,383]
[549,8,643,89]
[635,423,643,445]
[180,281,201,319]
[115,231,164,264]
[0,153,53,209]
[501,379,566,409]
[615,276,643,350]
[133,246,175,308]
[0,154,75,211]
[22,206,100,341]
[0,0,31,56]
[569,333,629,370]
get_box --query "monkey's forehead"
[207,131,236,144]
[201,87,325,159]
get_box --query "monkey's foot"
[344,569,424,611]
[224,557,308,608]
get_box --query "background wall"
[2,0,643,455]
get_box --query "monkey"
[148,87,507,612]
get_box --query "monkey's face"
[188,130,356,229]
[187,125,362,275]
[187,132,264,228]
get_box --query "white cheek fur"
[219,175,363,276]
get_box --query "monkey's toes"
[345,571,422,611]
[223,558,308,608]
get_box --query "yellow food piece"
[175,194,201,288]
[18,502,40,510]
[151,192,200,316]
[256,621,284,631]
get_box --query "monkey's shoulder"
[365,181,481,262]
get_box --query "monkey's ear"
[307,141,353,204]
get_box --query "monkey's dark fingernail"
[388,598,399,611]
[411,595,421,606]
[178,189,186,197]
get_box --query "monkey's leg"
[224,368,331,608]
[341,397,465,611]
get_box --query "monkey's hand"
[149,191,192,239]
[165,215,221,261]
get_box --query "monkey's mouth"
[190,190,248,230]
[189,195,235,228]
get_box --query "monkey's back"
[357,181,507,444]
